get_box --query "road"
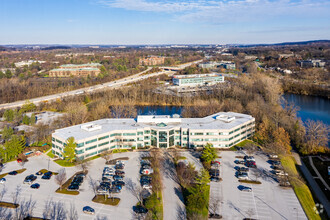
[0,59,203,110]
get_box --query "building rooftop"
[173,73,223,79]
[50,68,100,71]
[60,63,102,67]
[53,112,254,141]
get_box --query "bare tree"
[67,202,78,220]
[75,158,90,172]
[126,178,144,205]
[12,185,22,204]
[14,196,36,220]
[101,150,112,164]
[209,197,221,216]
[251,168,263,181]
[304,120,329,153]
[88,175,99,195]
[245,142,257,156]
[49,201,67,220]
[55,168,67,190]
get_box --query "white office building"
[51,112,255,160]
[172,73,224,87]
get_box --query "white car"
[0,178,6,184]
[237,174,249,180]
[141,168,153,175]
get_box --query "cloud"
[97,0,330,24]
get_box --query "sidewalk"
[292,152,330,217]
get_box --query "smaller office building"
[49,63,102,77]
[172,73,224,86]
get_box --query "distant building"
[172,73,224,86]
[198,61,235,70]
[15,60,45,68]
[51,112,255,159]
[278,53,294,59]
[297,60,326,68]
[49,63,102,77]
[244,55,257,60]
[139,56,165,66]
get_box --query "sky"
[0,0,330,45]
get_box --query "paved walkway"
[292,152,330,217]
[309,156,330,190]
[161,151,186,220]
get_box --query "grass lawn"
[38,169,58,175]
[238,179,262,184]
[0,168,27,179]
[55,170,88,195]
[46,150,55,159]
[92,195,120,206]
[0,201,19,208]
[280,155,321,220]
[54,159,76,167]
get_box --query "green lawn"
[92,195,120,206]
[0,201,19,209]
[46,150,55,159]
[280,155,321,220]
[0,168,27,179]
[54,159,76,167]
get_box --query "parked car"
[272,160,281,166]
[210,176,220,182]
[142,183,152,189]
[8,171,18,175]
[113,180,125,186]
[244,156,255,162]
[0,178,6,184]
[140,176,152,182]
[141,168,153,175]
[234,160,245,164]
[209,169,220,177]
[115,170,125,176]
[133,206,148,214]
[237,173,249,180]
[238,185,252,192]
[275,170,288,176]
[68,184,79,191]
[116,160,125,165]
[102,177,112,182]
[42,171,53,180]
[269,154,278,159]
[110,187,121,194]
[102,173,113,179]
[245,161,257,168]
[97,186,109,194]
[238,167,249,172]
[141,160,151,166]
[24,175,37,184]
[30,183,40,189]
[113,175,123,181]
[83,206,95,215]
[115,164,124,170]
[35,171,43,175]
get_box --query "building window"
[85,145,97,151]
[110,133,122,137]
[169,130,174,135]
[98,141,109,147]
[159,131,167,142]
[151,130,157,135]
[56,139,63,144]
[137,132,143,135]
[77,143,84,148]
[85,139,97,145]
[98,135,109,141]
[169,136,174,146]
[123,133,136,136]
[144,130,150,134]
[206,132,215,135]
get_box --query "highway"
[0,59,203,110]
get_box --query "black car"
[8,171,18,175]
[35,171,43,175]
[210,177,220,182]
[113,180,125,186]
[133,206,148,214]
[44,171,53,176]
[113,175,123,181]
[100,182,111,188]
[68,184,79,191]
[115,164,124,170]
[102,177,111,182]
[41,175,51,180]
[115,170,125,175]
[30,183,40,189]
[24,175,37,184]
[140,176,152,181]
[238,167,249,172]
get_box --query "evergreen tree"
[201,143,217,164]
[63,137,76,162]
[2,126,13,140]
[30,113,36,125]
[22,115,30,125]
[3,109,14,121]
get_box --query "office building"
[139,56,165,66]
[172,73,224,86]
[49,63,102,77]
[51,112,255,160]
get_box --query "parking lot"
[214,151,307,220]
[0,152,142,219]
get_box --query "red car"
[245,161,256,168]
[17,158,22,163]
